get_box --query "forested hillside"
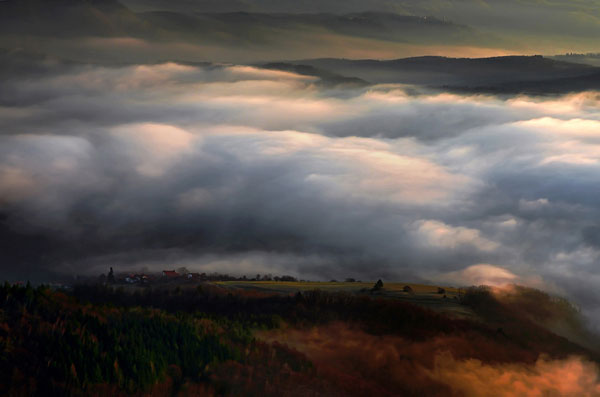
[1,282,599,396]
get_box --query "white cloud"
[436,264,519,287]
[3,60,600,319]
[413,220,500,252]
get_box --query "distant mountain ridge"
[3,0,599,91]
[264,55,600,91]
[453,70,600,95]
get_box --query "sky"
[2,0,600,324]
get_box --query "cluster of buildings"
[161,270,203,281]
[113,270,205,285]
[101,268,302,285]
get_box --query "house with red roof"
[162,270,179,279]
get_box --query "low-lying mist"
[261,323,600,396]
[1,56,600,326]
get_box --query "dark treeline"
[1,282,598,396]
[73,283,476,339]
[72,283,596,361]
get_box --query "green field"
[215,281,475,319]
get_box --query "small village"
[101,267,301,285]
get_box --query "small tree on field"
[371,279,384,292]
[108,267,115,284]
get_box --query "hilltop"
[2,280,598,395]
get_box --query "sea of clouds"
[1,61,600,323]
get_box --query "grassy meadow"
[216,281,473,319]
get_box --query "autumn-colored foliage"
[1,282,599,396]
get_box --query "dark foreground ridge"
[1,281,598,396]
